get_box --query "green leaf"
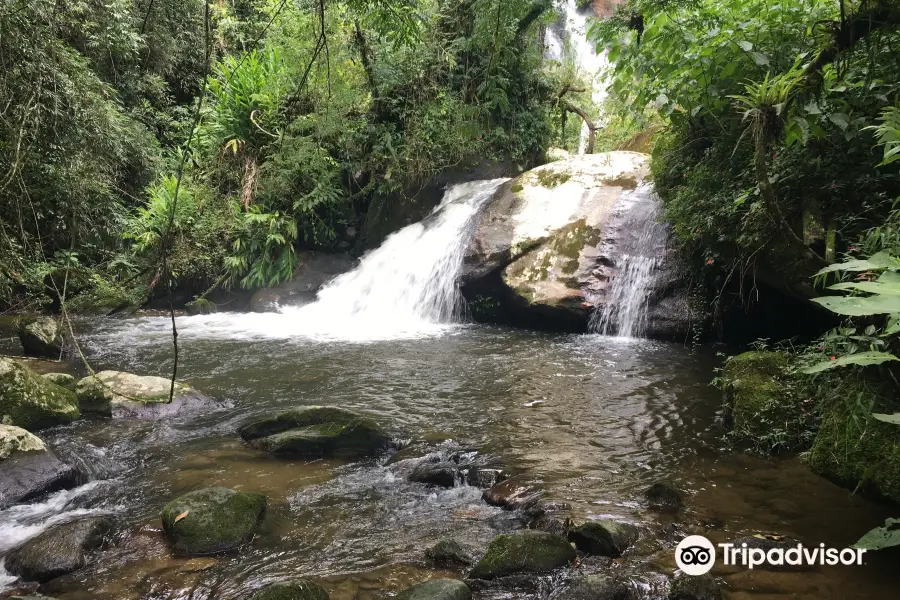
[800,351,900,374]
[829,113,850,130]
[812,294,900,316]
[828,280,900,295]
[814,252,900,275]
[872,413,900,425]
[736,40,753,51]
[853,518,900,550]
[749,51,769,66]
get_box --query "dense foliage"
[0,0,583,311]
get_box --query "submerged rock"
[16,317,64,358]
[5,517,112,583]
[469,530,576,579]
[669,573,722,600]
[396,579,472,600]
[643,480,684,511]
[0,357,80,430]
[74,371,218,419]
[461,152,689,339]
[567,520,639,557]
[247,580,329,600]
[0,424,79,507]
[161,487,267,556]
[482,478,541,510]
[426,538,475,567]
[41,373,75,388]
[239,407,390,458]
[557,574,637,600]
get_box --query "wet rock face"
[395,579,472,600]
[41,373,75,388]
[249,252,358,312]
[239,406,390,459]
[482,478,541,511]
[5,517,112,583]
[0,424,79,508]
[0,357,80,431]
[161,487,267,556]
[643,481,684,511]
[247,580,330,600]
[16,317,64,358]
[461,152,691,339]
[73,371,219,419]
[409,462,459,487]
[426,538,475,567]
[567,520,640,557]
[469,530,576,579]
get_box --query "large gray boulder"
[16,317,64,358]
[0,357,80,430]
[249,252,357,312]
[4,517,112,582]
[74,371,218,418]
[161,487,267,556]
[0,424,79,508]
[462,152,690,340]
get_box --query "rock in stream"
[161,487,267,556]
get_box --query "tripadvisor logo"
[675,535,867,576]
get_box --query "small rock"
[409,462,458,487]
[482,478,541,510]
[426,538,475,567]
[464,467,506,488]
[41,373,75,388]
[528,514,568,536]
[247,580,330,600]
[0,424,79,508]
[0,358,80,431]
[669,572,722,600]
[557,574,637,600]
[5,517,112,583]
[161,487,267,556]
[17,317,64,358]
[643,481,684,511]
[469,530,576,579]
[567,520,640,557]
[396,579,471,600]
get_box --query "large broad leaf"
[814,252,900,275]
[812,294,900,316]
[853,518,900,550]
[800,351,900,374]
[828,280,900,295]
[872,413,900,425]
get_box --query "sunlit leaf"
[853,518,900,550]
[872,413,900,425]
[800,351,900,374]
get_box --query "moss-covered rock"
[720,352,811,452]
[396,579,471,600]
[161,487,267,556]
[41,373,75,388]
[669,573,722,600]
[239,407,390,458]
[643,480,683,511]
[557,574,633,600]
[808,377,900,503]
[425,538,475,566]
[0,357,80,430]
[469,530,576,579]
[5,517,112,583]
[74,371,217,418]
[567,520,639,557]
[0,424,79,508]
[185,298,217,315]
[247,580,329,600]
[16,316,64,358]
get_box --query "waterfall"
[546,0,609,155]
[165,179,507,342]
[590,184,667,338]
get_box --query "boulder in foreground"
[17,317,64,358]
[161,487,267,556]
[469,530,575,579]
[0,424,79,508]
[0,357,80,431]
[5,517,112,582]
[74,371,218,419]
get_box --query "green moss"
[601,175,638,190]
[469,530,575,579]
[185,298,217,315]
[161,487,267,556]
[511,182,524,193]
[248,580,329,600]
[719,351,812,452]
[808,377,900,503]
[0,357,80,431]
[567,520,639,557]
[534,169,571,188]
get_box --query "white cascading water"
[590,184,667,338]
[545,0,609,154]
[172,179,508,343]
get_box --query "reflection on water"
[0,317,896,598]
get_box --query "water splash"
[590,185,667,338]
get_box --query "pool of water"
[0,315,896,599]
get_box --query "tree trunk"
[562,100,596,154]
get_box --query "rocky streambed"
[1,317,897,600]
